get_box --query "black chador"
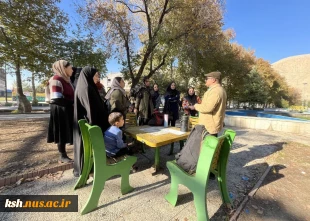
[73,66,109,177]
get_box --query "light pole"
[4,63,8,105]
[303,82,308,110]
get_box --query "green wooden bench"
[74,119,137,215]
[165,129,236,221]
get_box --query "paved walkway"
[0,126,310,221]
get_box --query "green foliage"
[11,109,21,114]
[0,0,68,112]
[281,98,290,108]
[238,69,268,106]
[81,0,224,87]
[57,37,108,74]
[288,105,307,113]
[0,0,68,69]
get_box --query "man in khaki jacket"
[134,76,154,125]
[188,71,226,136]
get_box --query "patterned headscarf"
[52,60,71,83]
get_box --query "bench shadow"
[93,178,170,211]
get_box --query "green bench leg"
[81,177,106,215]
[120,170,134,195]
[164,176,178,206]
[193,190,209,221]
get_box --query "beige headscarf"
[52,60,71,83]
[105,77,126,100]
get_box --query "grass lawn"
[0,97,12,101]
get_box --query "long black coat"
[73,66,109,177]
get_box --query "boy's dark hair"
[108,112,123,125]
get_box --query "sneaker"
[58,156,73,163]
[131,165,138,173]
[209,173,216,180]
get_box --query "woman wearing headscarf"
[163,82,180,126]
[46,60,74,163]
[73,66,109,177]
[182,86,202,116]
[151,83,162,110]
[105,77,130,119]
[93,71,107,103]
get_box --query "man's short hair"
[108,112,123,125]
[204,71,221,80]
[143,76,149,84]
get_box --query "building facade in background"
[101,72,131,92]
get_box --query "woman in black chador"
[73,66,109,177]
[163,82,180,126]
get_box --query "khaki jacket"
[135,87,154,119]
[194,84,226,134]
[109,89,130,117]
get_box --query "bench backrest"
[126,112,137,126]
[196,129,236,181]
[189,116,199,130]
[78,119,107,166]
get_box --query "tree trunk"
[170,59,173,80]
[15,60,32,113]
[31,72,38,106]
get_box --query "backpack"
[105,99,111,114]
[175,125,209,173]
[148,110,164,126]
[130,83,144,99]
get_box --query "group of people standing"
[45,59,226,178]
[46,62,110,177]
[133,78,202,127]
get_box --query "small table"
[124,126,190,171]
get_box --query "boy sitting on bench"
[104,112,134,158]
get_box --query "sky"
[223,0,310,63]
[6,0,310,89]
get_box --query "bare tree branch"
[115,1,146,14]
[124,37,134,80]
[148,49,170,77]
[153,0,169,38]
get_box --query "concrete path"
[0,126,309,221]
[0,113,49,120]
[0,106,50,111]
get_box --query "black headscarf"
[165,82,178,96]
[151,84,160,106]
[71,67,82,88]
[73,66,109,177]
[185,87,198,105]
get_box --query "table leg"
[179,140,184,150]
[154,147,160,171]
[142,142,146,153]
[169,142,174,155]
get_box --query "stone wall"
[224,115,310,136]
